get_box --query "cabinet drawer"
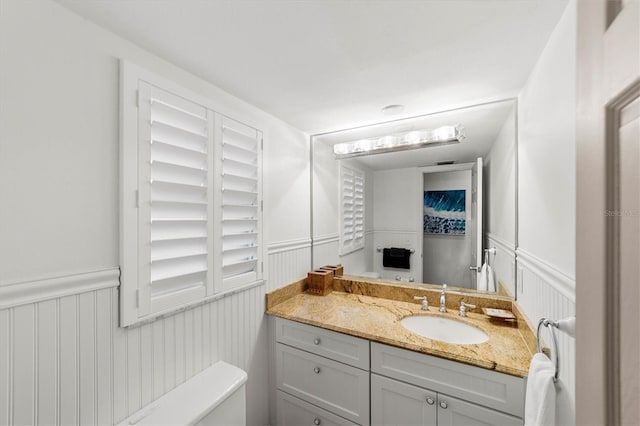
[275,317,369,369]
[437,394,522,426]
[276,343,369,425]
[371,342,524,417]
[276,391,359,426]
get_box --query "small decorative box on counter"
[319,264,344,276]
[307,269,334,296]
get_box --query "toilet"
[118,361,247,426]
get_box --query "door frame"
[576,0,640,424]
[416,162,477,287]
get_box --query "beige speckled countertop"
[266,276,536,378]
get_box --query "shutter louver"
[219,117,262,290]
[139,83,213,315]
[340,165,365,255]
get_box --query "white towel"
[486,263,496,292]
[525,353,557,426]
[477,263,496,292]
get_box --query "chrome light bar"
[333,125,465,159]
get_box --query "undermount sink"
[400,315,489,345]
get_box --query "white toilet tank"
[118,361,247,426]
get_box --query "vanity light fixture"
[333,125,465,159]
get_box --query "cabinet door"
[276,391,359,426]
[371,374,437,426]
[436,394,522,426]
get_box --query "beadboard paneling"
[516,251,576,421]
[267,239,311,292]
[0,271,272,425]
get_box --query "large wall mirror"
[311,99,518,299]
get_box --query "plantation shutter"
[217,116,262,291]
[340,164,365,254]
[137,82,214,316]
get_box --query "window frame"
[120,61,264,327]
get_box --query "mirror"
[311,99,518,299]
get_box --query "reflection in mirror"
[311,99,518,299]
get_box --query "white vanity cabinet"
[272,317,525,426]
[274,317,370,425]
[371,374,522,426]
[371,342,524,426]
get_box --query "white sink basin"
[400,315,489,345]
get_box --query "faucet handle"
[413,296,429,311]
[459,301,477,317]
[442,283,447,292]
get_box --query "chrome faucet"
[439,284,447,313]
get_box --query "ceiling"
[56,0,567,135]
[315,99,515,170]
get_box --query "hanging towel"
[477,262,496,292]
[524,353,557,426]
[382,247,411,269]
[477,263,489,291]
[486,263,496,292]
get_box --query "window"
[339,163,365,255]
[120,62,263,326]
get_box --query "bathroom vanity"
[267,277,533,426]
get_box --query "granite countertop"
[266,276,535,378]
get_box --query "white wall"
[0,1,310,424]
[516,1,576,424]
[371,168,420,281]
[485,109,516,245]
[484,109,517,296]
[518,3,576,279]
[422,170,472,288]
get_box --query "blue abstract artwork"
[423,190,466,235]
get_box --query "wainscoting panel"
[0,269,270,426]
[516,249,576,419]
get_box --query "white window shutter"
[120,62,264,326]
[135,82,214,319]
[215,115,263,291]
[340,164,365,255]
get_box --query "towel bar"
[536,318,562,383]
[376,246,414,253]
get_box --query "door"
[471,157,483,289]
[576,1,640,425]
[436,394,521,426]
[371,374,437,426]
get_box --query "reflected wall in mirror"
[311,99,518,299]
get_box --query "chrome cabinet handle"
[313,418,321,425]
[426,397,435,405]
[313,367,320,374]
[313,338,320,345]
[469,266,480,271]
[439,401,448,409]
